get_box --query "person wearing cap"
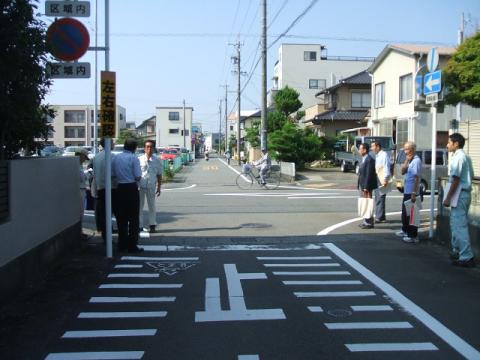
[253,148,271,185]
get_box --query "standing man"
[139,140,163,233]
[253,148,271,185]
[443,133,475,267]
[92,138,117,243]
[112,138,142,253]
[372,141,391,223]
[357,143,377,229]
[397,141,422,243]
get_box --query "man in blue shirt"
[396,141,422,243]
[443,133,475,267]
[112,138,142,253]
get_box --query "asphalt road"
[2,156,479,360]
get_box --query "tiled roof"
[313,110,368,123]
[315,70,371,96]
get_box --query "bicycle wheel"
[264,171,280,190]
[236,172,254,190]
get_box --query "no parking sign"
[46,18,90,61]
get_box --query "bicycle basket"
[243,164,252,174]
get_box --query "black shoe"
[117,246,128,253]
[149,225,156,233]
[128,246,144,253]
[375,218,387,223]
[452,258,475,268]
[359,223,374,229]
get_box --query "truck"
[335,135,395,173]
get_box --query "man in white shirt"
[372,141,391,223]
[138,140,163,233]
[253,148,271,185]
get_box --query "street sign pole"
[429,103,437,239]
[104,0,112,259]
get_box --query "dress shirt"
[139,154,163,189]
[404,155,422,194]
[112,150,142,184]
[449,149,474,191]
[375,150,391,181]
[93,150,118,190]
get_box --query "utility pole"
[183,99,186,148]
[261,0,268,151]
[221,84,229,153]
[218,99,223,153]
[231,42,244,165]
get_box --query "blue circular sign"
[46,18,90,61]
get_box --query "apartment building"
[155,106,194,149]
[48,105,126,147]
[270,44,374,111]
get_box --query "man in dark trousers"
[112,138,142,253]
[357,143,378,229]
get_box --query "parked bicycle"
[236,163,281,190]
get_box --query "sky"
[38,0,480,132]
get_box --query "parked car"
[161,148,180,163]
[393,148,448,194]
[40,145,63,157]
[335,136,395,173]
[111,144,124,155]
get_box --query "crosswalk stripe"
[121,256,199,261]
[62,329,157,338]
[283,280,362,285]
[257,256,331,260]
[107,273,159,278]
[99,284,182,289]
[294,291,375,297]
[325,322,413,330]
[307,306,324,312]
[350,305,393,312]
[78,311,167,318]
[345,343,438,352]
[114,265,143,269]
[264,263,340,267]
[89,297,175,303]
[45,351,145,359]
[273,271,350,276]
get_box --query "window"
[351,92,371,108]
[181,130,189,136]
[304,51,316,61]
[399,73,413,103]
[230,125,234,131]
[64,126,85,138]
[374,82,385,108]
[396,119,408,147]
[169,129,179,134]
[64,110,85,123]
[168,112,180,120]
[308,79,326,90]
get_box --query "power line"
[268,0,289,29]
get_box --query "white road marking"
[114,265,143,269]
[273,271,350,276]
[307,306,324,312]
[257,256,331,260]
[325,322,413,330]
[45,351,145,360]
[107,273,159,278]
[351,305,393,312]
[121,256,199,261]
[141,245,168,251]
[195,264,286,322]
[317,209,434,235]
[294,291,375,298]
[345,343,438,352]
[62,329,157,338]
[78,311,167,319]
[99,284,182,289]
[89,297,175,303]
[283,280,362,285]
[264,263,340,267]
[238,356,260,360]
[163,184,197,191]
[153,244,323,251]
[325,242,480,360]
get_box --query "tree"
[0,0,53,159]
[269,122,323,170]
[274,86,302,117]
[116,129,144,147]
[244,120,261,148]
[444,31,480,107]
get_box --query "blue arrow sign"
[424,70,442,95]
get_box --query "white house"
[271,44,374,111]
[155,106,194,149]
[48,104,126,147]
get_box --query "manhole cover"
[240,223,272,229]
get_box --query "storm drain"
[240,223,272,229]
